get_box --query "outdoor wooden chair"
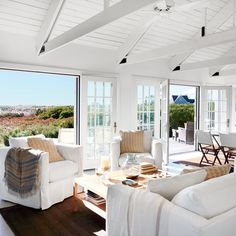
[197,131,222,166]
[219,133,236,165]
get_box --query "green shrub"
[169,104,194,130]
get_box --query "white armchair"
[110,131,163,170]
[0,135,83,210]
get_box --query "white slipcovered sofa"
[107,165,236,236]
[0,135,83,210]
[110,131,163,170]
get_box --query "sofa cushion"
[119,153,154,167]
[181,164,231,180]
[9,134,45,148]
[172,173,236,219]
[28,138,64,163]
[147,170,207,201]
[120,130,144,154]
[144,130,152,152]
[49,160,77,182]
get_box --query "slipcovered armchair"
[0,135,83,210]
[110,130,163,171]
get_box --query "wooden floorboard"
[0,197,105,236]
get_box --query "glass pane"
[88,97,95,113]
[150,86,155,96]
[87,144,95,160]
[88,81,95,97]
[104,98,112,113]
[96,114,103,126]
[96,98,103,113]
[104,127,112,143]
[137,85,143,99]
[96,82,103,97]
[144,86,149,99]
[104,115,111,126]
[104,82,112,97]
[88,114,95,127]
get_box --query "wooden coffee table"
[73,170,170,219]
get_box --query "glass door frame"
[134,77,160,138]
[80,75,117,170]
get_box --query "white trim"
[0,61,81,76]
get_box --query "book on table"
[86,190,105,205]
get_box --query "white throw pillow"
[147,170,207,201]
[143,130,152,152]
[9,134,45,148]
[172,173,236,219]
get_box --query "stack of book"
[86,190,105,205]
[139,162,157,174]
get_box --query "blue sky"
[170,85,196,99]
[0,70,75,106]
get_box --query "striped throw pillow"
[28,138,64,163]
[181,164,231,180]
[120,130,144,154]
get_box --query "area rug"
[173,156,227,167]
[0,197,105,236]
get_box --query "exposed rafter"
[173,55,236,71]
[41,0,158,55]
[211,68,236,77]
[209,44,236,76]
[169,0,235,71]
[125,28,236,64]
[117,14,156,64]
[36,0,65,55]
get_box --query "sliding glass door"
[81,76,117,169]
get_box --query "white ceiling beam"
[212,68,236,77]
[169,0,235,71]
[104,0,110,9]
[126,28,236,64]
[41,0,158,55]
[209,44,236,75]
[117,14,157,64]
[36,0,65,55]
[174,55,236,71]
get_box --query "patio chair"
[219,133,236,165]
[178,121,194,144]
[197,130,221,166]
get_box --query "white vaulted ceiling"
[0,0,236,72]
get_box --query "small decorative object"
[100,156,110,172]
[122,153,140,178]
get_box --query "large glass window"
[0,70,77,146]
[137,85,155,134]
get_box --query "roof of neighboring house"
[172,95,195,104]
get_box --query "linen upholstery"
[28,138,64,163]
[172,173,236,219]
[120,130,144,154]
[181,164,231,180]
[148,170,207,200]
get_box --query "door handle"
[113,122,117,133]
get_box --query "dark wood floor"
[0,197,105,236]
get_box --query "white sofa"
[110,131,163,170]
[107,168,236,236]
[0,135,83,210]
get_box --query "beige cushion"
[182,164,231,180]
[28,138,64,163]
[120,130,144,154]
